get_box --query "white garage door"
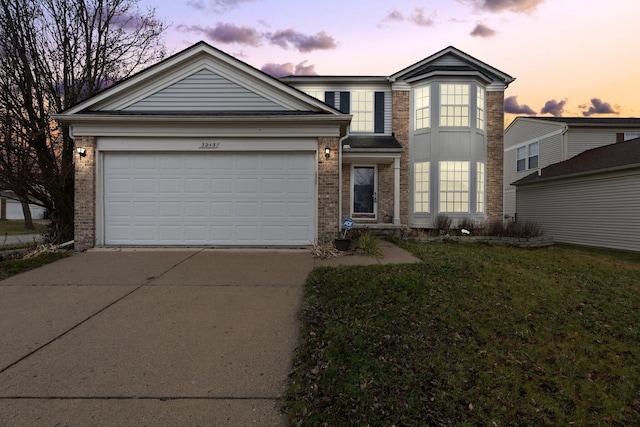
[103,152,316,246]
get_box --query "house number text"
[198,142,220,149]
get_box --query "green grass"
[0,251,69,280]
[284,241,640,426]
[0,220,47,236]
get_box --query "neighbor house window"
[476,162,485,214]
[414,161,430,213]
[516,141,539,171]
[304,90,324,101]
[351,91,374,132]
[415,86,430,130]
[439,161,469,213]
[440,84,469,127]
[476,86,485,130]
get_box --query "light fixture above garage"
[77,147,87,158]
[324,147,331,159]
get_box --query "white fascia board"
[56,114,351,138]
[342,151,401,164]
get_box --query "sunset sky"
[140,0,640,126]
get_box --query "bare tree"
[0,0,166,242]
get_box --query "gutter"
[513,162,640,186]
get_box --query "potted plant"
[334,217,353,251]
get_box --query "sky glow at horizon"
[140,0,640,125]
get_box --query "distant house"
[54,41,514,250]
[0,191,47,221]
[512,137,640,251]
[504,117,640,219]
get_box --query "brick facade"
[74,136,96,251]
[317,137,340,242]
[486,90,505,223]
[392,90,410,225]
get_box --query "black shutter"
[324,91,335,108]
[374,92,385,133]
[339,91,350,114]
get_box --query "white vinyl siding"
[567,130,618,158]
[125,69,287,112]
[103,152,315,246]
[516,169,640,252]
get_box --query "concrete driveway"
[0,248,315,426]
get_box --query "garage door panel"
[104,152,315,246]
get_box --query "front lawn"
[284,241,640,426]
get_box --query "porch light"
[324,147,331,159]
[77,147,87,158]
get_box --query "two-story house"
[55,42,513,250]
[504,117,640,219]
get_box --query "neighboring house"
[504,117,640,219]
[0,191,47,221]
[512,137,640,252]
[54,41,513,250]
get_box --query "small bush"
[354,231,383,257]
[485,220,543,238]
[485,219,506,236]
[434,214,452,234]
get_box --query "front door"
[352,166,376,219]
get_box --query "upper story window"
[351,91,374,132]
[476,86,485,130]
[440,84,469,127]
[304,90,324,101]
[516,141,539,171]
[414,86,430,130]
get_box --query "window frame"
[414,85,430,130]
[439,83,470,127]
[476,86,485,130]
[414,161,430,213]
[350,91,374,133]
[517,142,539,172]
[476,162,485,214]
[439,161,470,213]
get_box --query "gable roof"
[513,137,640,185]
[57,41,342,117]
[389,46,515,87]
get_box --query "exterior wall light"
[324,147,330,159]
[77,147,87,158]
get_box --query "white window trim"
[440,83,470,128]
[414,85,430,130]
[439,161,470,213]
[350,90,374,133]
[516,141,539,172]
[414,161,430,213]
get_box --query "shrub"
[434,214,452,234]
[354,231,383,257]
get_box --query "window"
[476,162,485,214]
[440,84,469,127]
[414,162,430,213]
[415,86,430,130]
[439,161,469,213]
[351,91,374,132]
[476,86,485,130]
[304,90,323,100]
[516,142,539,171]
[528,142,539,169]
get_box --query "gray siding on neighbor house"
[124,69,287,111]
[566,130,617,158]
[504,119,562,149]
[516,168,640,251]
